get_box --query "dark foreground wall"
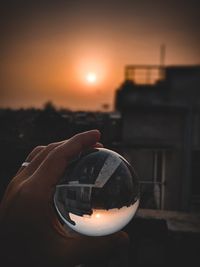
[84,209,200,267]
[124,209,200,266]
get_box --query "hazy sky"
[0,0,199,110]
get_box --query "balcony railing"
[125,65,166,85]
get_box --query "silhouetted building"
[115,65,200,212]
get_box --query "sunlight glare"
[86,73,97,84]
[95,213,101,219]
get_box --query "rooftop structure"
[115,65,200,212]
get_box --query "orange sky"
[0,0,199,111]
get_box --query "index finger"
[31,130,101,189]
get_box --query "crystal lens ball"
[54,148,139,236]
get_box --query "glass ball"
[54,148,139,236]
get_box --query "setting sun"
[86,73,97,84]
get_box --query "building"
[115,65,200,212]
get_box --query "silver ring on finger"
[21,162,30,167]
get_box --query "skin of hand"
[0,130,129,267]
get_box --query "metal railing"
[125,65,166,85]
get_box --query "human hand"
[0,130,129,267]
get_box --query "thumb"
[31,130,101,190]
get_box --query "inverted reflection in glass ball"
[54,148,139,236]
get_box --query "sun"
[86,72,97,84]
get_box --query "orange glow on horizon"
[1,30,199,111]
[0,1,199,110]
